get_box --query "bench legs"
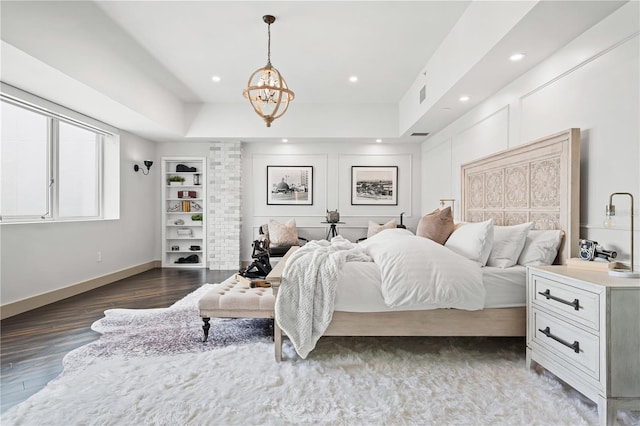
[202,317,211,342]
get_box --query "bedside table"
[526,265,640,425]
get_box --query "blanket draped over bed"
[276,229,485,358]
[275,236,371,358]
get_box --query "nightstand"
[526,265,640,425]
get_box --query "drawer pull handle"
[539,326,580,353]
[538,289,580,311]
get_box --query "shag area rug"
[2,278,634,425]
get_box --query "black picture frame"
[351,166,398,205]
[267,166,313,205]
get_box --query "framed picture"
[351,166,398,205]
[267,166,313,205]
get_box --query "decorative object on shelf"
[189,245,201,251]
[167,203,181,212]
[167,175,185,186]
[603,192,639,277]
[190,202,202,212]
[326,210,340,223]
[174,219,185,225]
[266,165,313,205]
[133,160,153,175]
[177,228,193,237]
[351,166,398,205]
[175,254,199,264]
[178,190,196,199]
[191,214,203,221]
[242,14,295,128]
[194,173,201,185]
[176,164,197,172]
[171,245,180,251]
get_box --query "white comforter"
[359,228,485,310]
[276,229,485,358]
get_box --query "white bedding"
[334,263,526,312]
[358,228,485,310]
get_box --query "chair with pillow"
[259,219,308,259]
[357,213,407,242]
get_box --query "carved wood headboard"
[460,129,580,264]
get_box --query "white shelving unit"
[161,157,207,268]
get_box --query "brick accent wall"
[208,141,241,270]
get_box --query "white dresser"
[526,265,640,425]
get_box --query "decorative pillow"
[416,207,454,245]
[444,219,494,266]
[268,219,299,247]
[517,229,563,266]
[487,222,533,268]
[367,220,397,238]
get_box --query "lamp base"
[608,268,640,278]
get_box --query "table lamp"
[604,192,639,278]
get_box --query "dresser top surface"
[530,265,640,288]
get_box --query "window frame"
[1,90,114,224]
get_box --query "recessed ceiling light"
[282,138,288,143]
[349,76,358,83]
[375,139,382,143]
[459,95,470,102]
[509,53,526,62]
[211,75,221,82]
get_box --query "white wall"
[0,131,159,306]
[422,2,639,267]
[241,142,421,263]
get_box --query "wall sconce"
[134,160,153,175]
[604,192,639,278]
[439,198,456,217]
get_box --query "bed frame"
[267,128,581,361]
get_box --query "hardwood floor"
[0,267,235,414]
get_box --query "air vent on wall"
[411,132,430,137]
[419,85,426,104]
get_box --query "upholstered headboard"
[460,129,580,264]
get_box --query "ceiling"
[0,1,628,143]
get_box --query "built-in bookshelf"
[161,157,207,268]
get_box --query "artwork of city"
[267,166,313,205]
[351,166,398,205]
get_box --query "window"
[1,89,118,223]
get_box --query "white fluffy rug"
[3,279,634,425]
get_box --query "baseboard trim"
[0,260,161,320]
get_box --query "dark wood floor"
[0,267,235,414]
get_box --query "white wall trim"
[520,31,639,102]
[0,260,160,319]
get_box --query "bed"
[267,128,581,361]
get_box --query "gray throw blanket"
[275,236,372,358]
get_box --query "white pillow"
[367,220,397,238]
[445,219,494,266]
[487,222,533,268]
[268,219,299,247]
[517,229,563,266]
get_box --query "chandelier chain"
[267,22,271,67]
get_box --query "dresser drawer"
[532,309,600,381]
[531,274,600,330]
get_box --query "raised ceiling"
[0,1,627,143]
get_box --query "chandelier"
[242,15,295,127]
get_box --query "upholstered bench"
[198,276,275,342]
